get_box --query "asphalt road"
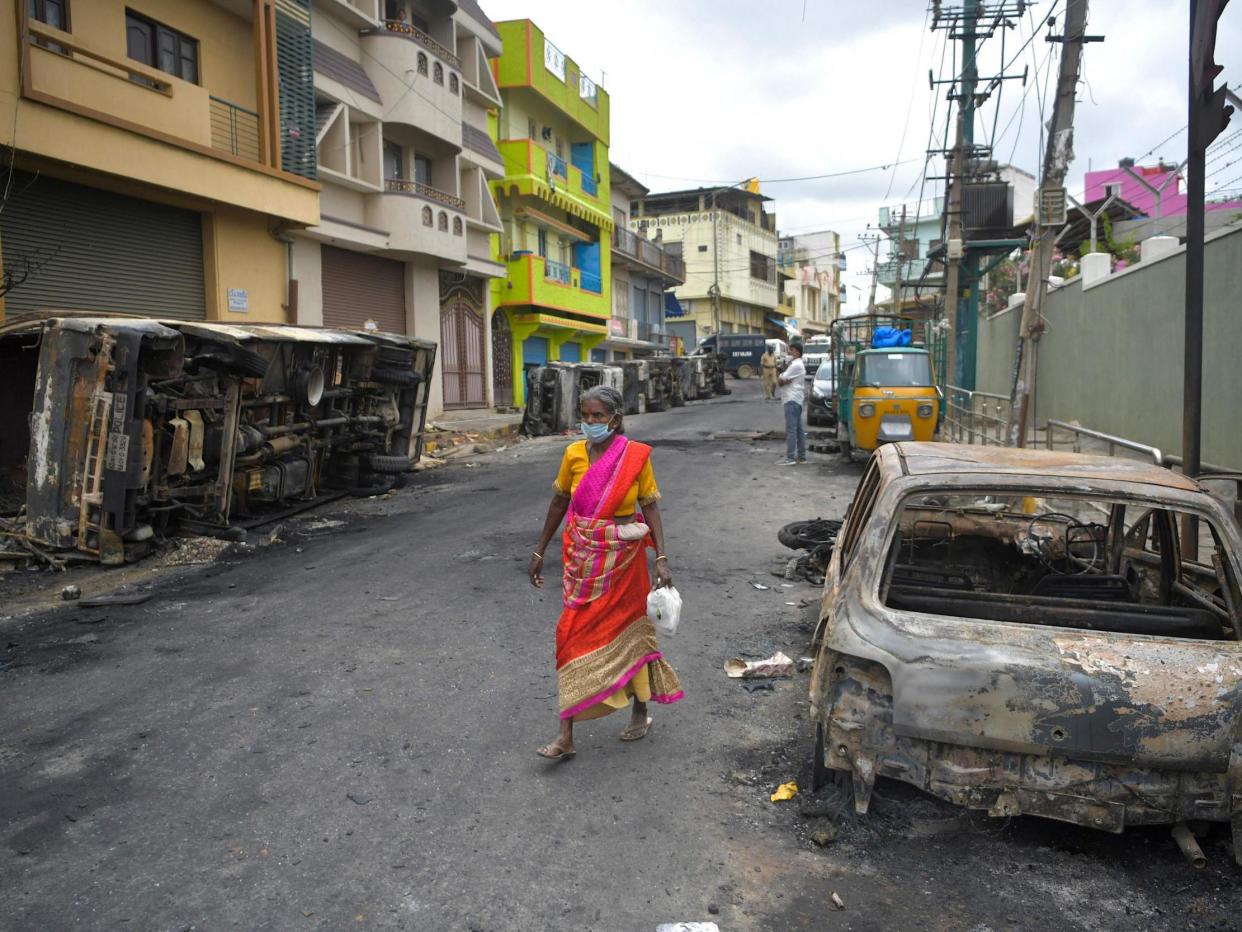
[2,380,1239,931]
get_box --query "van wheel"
[736,364,754,380]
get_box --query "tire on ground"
[365,453,413,474]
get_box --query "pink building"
[1085,160,1242,216]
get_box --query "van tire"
[736,364,754,379]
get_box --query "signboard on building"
[227,288,249,312]
[609,317,628,337]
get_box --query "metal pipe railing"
[1044,419,1163,464]
[943,385,1011,446]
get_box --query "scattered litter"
[750,582,770,590]
[784,601,797,606]
[61,584,81,601]
[725,651,794,679]
[656,924,720,932]
[770,781,799,802]
[346,792,371,806]
[377,596,401,602]
[79,592,152,608]
[740,680,775,692]
[809,819,838,847]
[831,891,846,910]
[413,456,446,472]
[781,583,794,588]
[797,656,814,673]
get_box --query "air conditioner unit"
[1036,187,1068,226]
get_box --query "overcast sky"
[478,0,1242,305]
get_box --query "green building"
[489,19,612,404]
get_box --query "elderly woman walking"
[528,386,683,760]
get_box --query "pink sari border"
[559,650,684,720]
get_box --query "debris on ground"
[725,651,794,678]
[656,923,720,932]
[770,781,799,802]
[61,584,81,601]
[808,819,838,847]
[159,536,235,567]
[831,891,845,910]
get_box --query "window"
[697,244,708,253]
[1104,182,1122,198]
[414,156,431,187]
[438,211,448,231]
[125,10,198,83]
[417,52,428,76]
[452,216,463,235]
[449,73,458,95]
[28,0,67,29]
[383,141,403,180]
[749,250,775,283]
[527,117,537,139]
[736,233,742,245]
[433,62,444,85]
[537,228,547,258]
[422,206,433,226]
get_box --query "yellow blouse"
[553,440,660,516]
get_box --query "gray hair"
[579,385,624,416]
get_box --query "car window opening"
[880,491,1242,642]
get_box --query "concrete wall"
[976,224,1242,468]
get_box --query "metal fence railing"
[544,259,571,285]
[942,385,1011,446]
[209,96,260,161]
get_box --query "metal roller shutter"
[321,245,406,334]
[0,173,205,320]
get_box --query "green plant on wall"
[1079,214,1139,269]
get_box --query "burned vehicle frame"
[0,313,435,563]
[808,442,1242,866]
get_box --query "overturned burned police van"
[809,442,1242,866]
[0,313,435,563]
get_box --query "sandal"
[535,743,576,761]
[619,716,653,742]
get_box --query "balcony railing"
[385,177,466,210]
[580,269,602,293]
[638,322,667,343]
[379,20,460,68]
[546,151,568,181]
[579,172,597,196]
[544,258,571,284]
[209,96,260,161]
[611,227,686,281]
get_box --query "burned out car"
[809,442,1242,865]
[0,313,435,563]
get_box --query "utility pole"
[860,230,882,311]
[892,206,909,315]
[931,1,1026,390]
[1009,0,1100,446]
[1183,0,1233,557]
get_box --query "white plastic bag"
[647,585,682,637]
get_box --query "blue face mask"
[580,421,614,443]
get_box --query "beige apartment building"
[778,229,846,337]
[293,0,506,417]
[632,184,784,347]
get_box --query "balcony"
[493,21,610,145]
[496,139,610,227]
[637,321,668,344]
[877,257,932,287]
[611,228,686,283]
[365,178,467,263]
[360,25,461,146]
[498,253,609,319]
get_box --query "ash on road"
[1,381,1236,931]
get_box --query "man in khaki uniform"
[760,348,779,401]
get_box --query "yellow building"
[0,0,319,324]
[489,19,612,404]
